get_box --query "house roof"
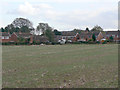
[61,31,76,36]
[80,32,92,37]
[54,35,62,42]
[106,31,119,35]
[14,32,32,38]
[1,32,10,37]
[33,35,49,42]
[92,32,100,36]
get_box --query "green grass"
[2,44,118,88]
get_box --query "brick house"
[1,30,120,44]
[54,31,79,42]
[55,31,120,42]
[54,31,100,42]
[0,32,11,43]
[97,32,105,41]
[10,32,33,43]
[78,31,100,41]
[79,32,92,41]
[61,31,77,41]
[1,32,33,43]
[32,35,49,43]
[105,31,120,42]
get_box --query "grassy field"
[2,44,118,88]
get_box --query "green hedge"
[71,41,100,44]
[2,42,30,45]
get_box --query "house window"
[2,36,4,39]
[112,35,115,37]
[117,35,119,38]
[5,36,9,39]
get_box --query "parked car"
[58,39,66,44]
[67,40,72,43]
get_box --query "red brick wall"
[10,33,18,42]
[2,39,10,43]
[30,36,33,43]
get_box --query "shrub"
[96,41,100,44]
[102,40,107,44]
[88,39,93,42]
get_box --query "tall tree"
[3,18,34,33]
[0,27,5,32]
[109,36,114,42]
[85,27,89,32]
[45,29,54,42]
[92,33,96,42]
[36,23,53,35]
[12,18,34,29]
[91,25,103,32]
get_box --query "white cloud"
[1,0,118,30]
[47,7,117,30]
[17,1,117,30]
[18,2,53,16]
[35,3,53,9]
[18,2,36,15]
[16,0,119,3]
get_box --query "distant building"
[106,31,120,42]
[1,30,120,44]
[0,32,11,43]
[0,32,32,43]
[32,35,49,43]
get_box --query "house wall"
[30,36,33,43]
[1,36,10,43]
[10,33,18,42]
[97,33,103,41]
[2,39,10,43]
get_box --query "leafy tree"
[0,27,5,32]
[12,18,34,29]
[36,23,53,35]
[72,29,82,34]
[91,25,103,32]
[45,29,54,42]
[92,33,96,42]
[3,18,34,34]
[20,26,30,32]
[85,27,89,32]
[36,23,54,42]
[54,29,61,35]
[17,37,26,44]
[109,36,114,42]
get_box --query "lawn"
[2,44,118,88]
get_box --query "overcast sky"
[0,0,119,31]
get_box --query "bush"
[72,41,89,44]
[88,39,93,42]
[102,40,107,44]
[72,42,82,44]
[2,42,16,45]
[96,41,100,44]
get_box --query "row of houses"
[0,32,48,44]
[0,30,120,44]
[54,30,120,43]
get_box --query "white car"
[67,40,72,43]
[58,39,66,44]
